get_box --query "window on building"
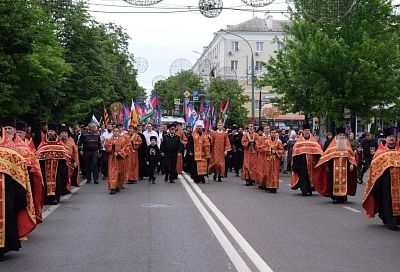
[277,42,284,51]
[231,60,238,71]
[232,41,239,51]
[255,86,262,91]
[256,42,264,52]
[255,100,261,110]
[255,61,263,71]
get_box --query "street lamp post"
[220,29,255,124]
[193,50,214,78]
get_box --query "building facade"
[193,17,300,127]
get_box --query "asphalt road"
[1,171,399,272]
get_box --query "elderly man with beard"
[186,121,211,183]
[314,128,357,204]
[291,124,323,196]
[363,128,400,231]
[37,124,72,205]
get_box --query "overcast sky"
[87,0,399,94]
[87,0,289,93]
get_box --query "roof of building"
[225,17,288,32]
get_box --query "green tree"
[57,3,144,124]
[258,0,400,126]
[0,1,71,122]
[153,70,205,113]
[207,78,249,127]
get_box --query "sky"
[87,0,400,94]
[87,0,289,93]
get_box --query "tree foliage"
[207,77,249,127]
[257,0,400,125]
[0,1,70,121]
[0,1,144,126]
[153,70,205,112]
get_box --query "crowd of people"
[1,115,399,260]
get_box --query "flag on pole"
[218,100,224,121]
[122,103,131,130]
[90,114,100,126]
[103,106,110,126]
[131,99,138,126]
[222,98,231,126]
[150,91,158,109]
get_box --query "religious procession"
[2,97,400,260]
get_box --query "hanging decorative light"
[199,0,223,18]
[297,0,359,23]
[122,0,164,6]
[241,0,276,7]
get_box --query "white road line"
[286,184,291,187]
[180,176,252,272]
[182,173,273,272]
[342,206,361,213]
[42,179,87,220]
[279,180,283,183]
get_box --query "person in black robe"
[322,132,333,151]
[160,124,183,183]
[183,126,192,173]
[233,127,244,177]
[291,125,322,196]
[137,125,147,180]
[286,130,297,171]
[33,120,48,148]
[363,128,400,231]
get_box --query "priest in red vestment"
[59,125,80,187]
[209,121,232,182]
[125,125,142,184]
[291,124,323,196]
[2,118,44,224]
[241,123,259,186]
[363,128,400,231]
[314,127,357,204]
[257,128,284,193]
[187,121,211,183]
[36,123,73,205]
[105,127,127,194]
[175,122,188,175]
[0,125,36,259]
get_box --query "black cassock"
[137,132,147,179]
[292,154,320,195]
[160,134,183,181]
[0,175,27,257]
[372,169,400,226]
[40,159,68,204]
[233,133,244,176]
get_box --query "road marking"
[286,184,291,187]
[42,179,87,220]
[279,180,283,183]
[180,175,252,272]
[182,173,273,272]
[342,206,361,213]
